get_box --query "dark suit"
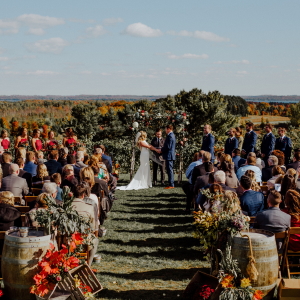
[224,137,238,156]
[261,133,275,161]
[191,164,218,185]
[242,131,257,155]
[1,162,11,178]
[194,173,211,195]
[19,169,32,192]
[275,136,292,165]
[239,190,264,216]
[201,133,215,160]
[45,159,62,176]
[161,132,176,187]
[151,137,165,183]
[286,161,300,171]
[262,165,274,182]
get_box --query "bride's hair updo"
[136,131,147,147]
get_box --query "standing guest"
[63,128,78,155]
[32,164,50,189]
[242,122,257,157]
[45,150,62,176]
[151,129,165,186]
[98,145,113,169]
[1,164,29,203]
[0,130,10,151]
[50,173,62,201]
[61,164,78,192]
[0,191,21,230]
[261,124,275,164]
[0,146,4,164]
[201,124,215,162]
[159,125,176,189]
[31,129,43,152]
[219,155,239,188]
[1,152,12,178]
[283,190,300,251]
[24,151,37,177]
[14,127,29,150]
[275,127,292,165]
[239,175,264,217]
[235,127,244,152]
[286,152,300,171]
[232,148,242,171]
[16,157,32,192]
[45,131,59,153]
[237,156,262,183]
[58,147,68,167]
[262,155,278,182]
[224,128,238,156]
[75,151,88,169]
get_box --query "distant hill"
[241,95,300,102]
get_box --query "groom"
[159,125,176,189]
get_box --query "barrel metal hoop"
[2,256,40,265]
[253,282,277,291]
[4,241,51,248]
[234,255,278,263]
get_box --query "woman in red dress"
[283,190,300,251]
[31,129,43,152]
[15,127,29,150]
[63,128,78,155]
[0,130,10,150]
[45,131,58,153]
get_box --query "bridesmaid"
[45,131,58,152]
[31,129,43,152]
[0,130,10,150]
[63,128,78,155]
[15,127,29,150]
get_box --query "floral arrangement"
[47,141,58,151]
[18,140,29,148]
[74,275,95,299]
[217,246,263,300]
[196,285,215,300]
[30,232,90,298]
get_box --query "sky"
[0,0,299,96]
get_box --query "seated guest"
[23,151,37,177]
[99,144,113,169]
[201,183,224,212]
[72,182,99,265]
[283,190,300,251]
[28,193,49,227]
[238,152,262,170]
[36,151,46,164]
[91,166,109,197]
[236,169,262,197]
[239,175,264,216]
[271,150,286,172]
[213,170,236,192]
[287,151,300,171]
[67,154,81,179]
[255,190,290,233]
[237,156,262,183]
[232,148,242,171]
[214,151,225,169]
[1,164,29,203]
[219,155,239,188]
[93,148,112,174]
[280,174,296,200]
[75,151,87,169]
[194,162,214,196]
[50,173,62,201]
[61,164,78,192]
[32,164,50,189]
[42,182,58,201]
[45,150,62,176]
[1,152,12,178]
[254,150,265,169]
[80,167,102,199]
[15,147,26,163]
[262,155,278,182]
[16,157,32,192]
[185,152,203,184]
[0,191,21,230]
[267,166,285,190]
[58,147,68,167]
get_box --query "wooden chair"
[14,196,21,205]
[284,227,300,278]
[15,206,30,213]
[24,196,37,206]
[262,182,267,186]
[261,185,268,193]
[249,216,256,227]
[31,188,42,196]
[0,231,6,280]
[274,230,289,278]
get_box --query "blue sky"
[0,0,299,96]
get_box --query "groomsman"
[224,128,239,156]
[275,127,292,165]
[242,122,257,156]
[151,129,165,186]
[201,124,215,162]
[261,124,275,163]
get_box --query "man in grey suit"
[1,164,29,203]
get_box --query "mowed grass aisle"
[95,174,209,300]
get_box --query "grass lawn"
[94,174,208,300]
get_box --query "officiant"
[151,129,165,186]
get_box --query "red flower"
[0,289,4,297]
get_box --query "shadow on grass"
[114,224,194,234]
[112,216,192,225]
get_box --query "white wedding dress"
[118,143,152,190]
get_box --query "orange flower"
[221,274,235,288]
[253,290,264,300]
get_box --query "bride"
[118,131,158,190]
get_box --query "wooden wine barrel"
[231,229,278,300]
[1,230,53,300]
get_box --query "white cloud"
[17,14,64,28]
[165,52,208,59]
[237,71,248,75]
[85,25,106,37]
[0,20,19,34]
[214,60,250,64]
[167,30,229,42]
[122,23,162,37]
[26,70,58,75]
[4,71,21,75]
[80,70,92,74]
[103,18,123,26]
[27,28,45,35]
[0,57,9,61]
[26,37,69,54]
[69,18,96,24]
